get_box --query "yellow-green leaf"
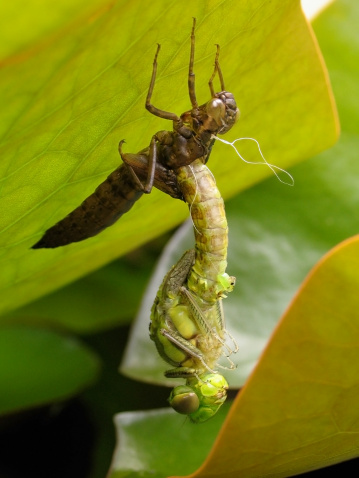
[0,0,338,316]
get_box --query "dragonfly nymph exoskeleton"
[33,18,240,422]
[31,18,238,249]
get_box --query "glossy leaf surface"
[0,0,337,316]
[0,326,100,415]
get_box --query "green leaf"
[0,0,337,317]
[108,404,232,478]
[1,252,159,331]
[0,326,100,414]
[0,0,105,60]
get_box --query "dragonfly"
[150,160,239,423]
[32,18,238,249]
[147,22,239,422]
[34,18,240,421]
[151,249,233,423]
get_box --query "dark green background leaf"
[0,326,100,415]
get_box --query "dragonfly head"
[168,372,228,423]
[207,92,240,135]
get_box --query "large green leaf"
[110,404,231,478]
[1,251,159,331]
[0,0,105,60]
[0,0,337,318]
[0,326,100,415]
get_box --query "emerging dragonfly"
[148,22,239,422]
[151,161,238,423]
[32,18,238,249]
[34,17,240,422]
[151,250,232,423]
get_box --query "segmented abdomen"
[176,159,234,303]
[32,164,143,248]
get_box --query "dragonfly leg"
[119,138,158,193]
[188,17,198,109]
[160,249,195,297]
[164,366,200,380]
[224,328,239,354]
[118,140,147,191]
[179,286,213,336]
[160,328,217,374]
[180,286,238,359]
[146,44,180,122]
[217,356,237,371]
[216,300,239,355]
[208,44,225,97]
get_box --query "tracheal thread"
[212,136,294,186]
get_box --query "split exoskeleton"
[33,19,239,423]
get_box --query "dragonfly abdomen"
[176,159,234,302]
[32,164,143,248]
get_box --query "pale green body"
[150,160,236,423]
[176,160,235,303]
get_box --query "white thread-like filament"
[188,164,202,236]
[212,136,294,186]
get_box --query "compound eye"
[206,98,226,125]
[169,386,200,415]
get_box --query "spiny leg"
[210,300,236,358]
[208,44,226,97]
[165,366,201,380]
[223,331,239,354]
[188,17,198,109]
[216,359,236,371]
[145,44,179,121]
[180,287,238,365]
[118,138,156,193]
[160,328,217,374]
[179,285,234,347]
[215,300,239,354]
